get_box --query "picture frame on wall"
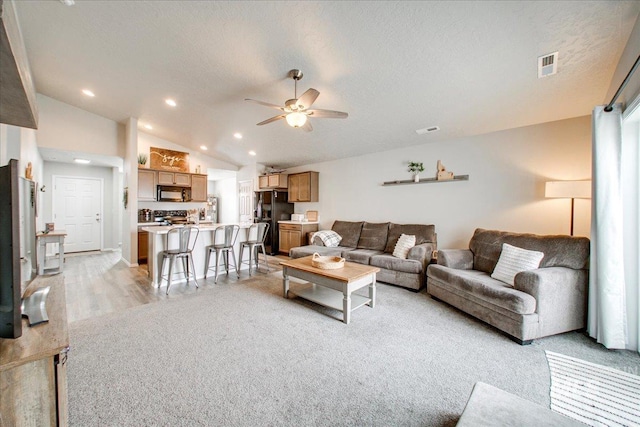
[149,147,190,172]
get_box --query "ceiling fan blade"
[257,115,286,126]
[306,108,348,119]
[245,98,284,111]
[300,119,313,132]
[296,88,320,110]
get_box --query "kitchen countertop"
[141,222,253,234]
[278,220,319,225]
[138,220,214,227]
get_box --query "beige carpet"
[67,272,640,426]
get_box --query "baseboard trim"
[120,258,139,268]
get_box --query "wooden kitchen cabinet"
[288,171,319,202]
[157,171,191,186]
[279,222,318,254]
[1,275,69,426]
[258,173,287,189]
[190,175,208,202]
[138,229,148,264]
[138,169,156,201]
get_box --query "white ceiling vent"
[416,126,440,135]
[538,52,558,78]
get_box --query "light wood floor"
[62,250,287,323]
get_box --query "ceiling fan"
[245,69,348,132]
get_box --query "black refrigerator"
[254,190,294,255]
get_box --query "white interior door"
[53,176,102,253]
[238,180,253,222]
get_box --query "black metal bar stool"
[204,224,240,283]
[239,222,270,276]
[159,226,200,295]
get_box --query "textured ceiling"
[12,1,640,169]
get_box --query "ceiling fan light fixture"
[286,112,307,128]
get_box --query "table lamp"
[545,180,592,236]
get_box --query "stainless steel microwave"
[157,186,190,202]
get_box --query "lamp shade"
[286,112,307,127]
[545,180,591,199]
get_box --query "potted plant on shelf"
[138,153,148,168]
[408,162,425,182]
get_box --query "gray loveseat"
[289,221,437,291]
[427,229,590,344]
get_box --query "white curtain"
[588,104,628,349]
[621,99,640,353]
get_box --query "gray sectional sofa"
[427,229,590,344]
[289,220,437,291]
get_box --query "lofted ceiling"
[12,1,640,169]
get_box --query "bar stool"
[204,224,240,283]
[239,222,270,276]
[160,226,199,295]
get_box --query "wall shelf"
[382,174,469,186]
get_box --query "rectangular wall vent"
[538,52,558,78]
[416,126,440,135]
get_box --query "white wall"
[282,115,592,249]
[0,124,45,230]
[42,161,120,250]
[36,94,124,157]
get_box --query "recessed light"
[200,145,208,150]
[248,151,257,156]
[82,89,95,97]
[74,158,91,164]
[233,133,243,139]
[165,99,177,107]
[144,124,153,130]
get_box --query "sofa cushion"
[357,222,390,250]
[331,221,364,248]
[370,254,422,274]
[392,234,416,259]
[385,223,436,253]
[344,249,384,264]
[289,245,352,259]
[491,243,544,286]
[428,265,537,315]
[469,228,590,274]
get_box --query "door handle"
[96,213,101,223]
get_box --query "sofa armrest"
[308,231,323,246]
[437,249,473,269]
[407,242,436,269]
[515,267,588,334]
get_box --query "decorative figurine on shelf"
[436,160,454,181]
[408,161,425,183]
[25,162,33,180]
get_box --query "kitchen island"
[141,223,256,288]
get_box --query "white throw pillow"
[393,234,416,259]
[491,243,544,286]
[311,230,342,247]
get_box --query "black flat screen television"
[0,159,36,339]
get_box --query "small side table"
[36,230,67,275]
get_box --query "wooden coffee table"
[280,256,380,324]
